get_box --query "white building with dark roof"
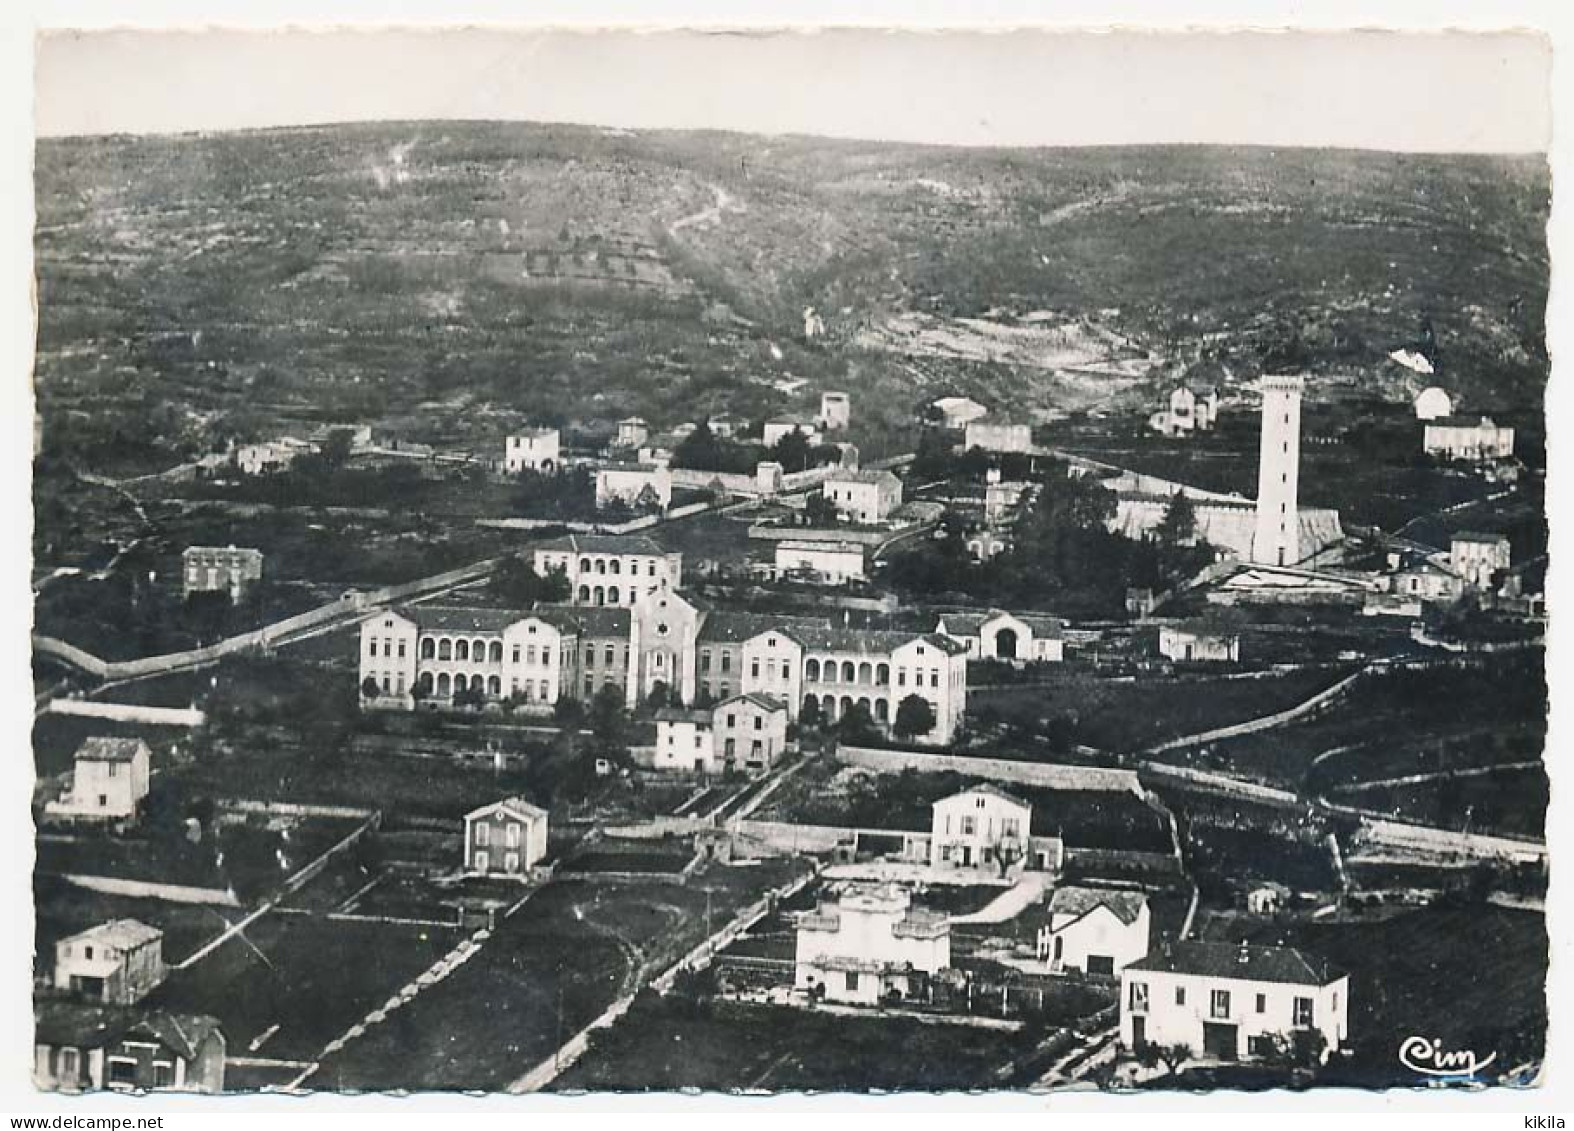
[929,783,1033,872]
[464,796,548,875]
[823,469,903,524]
[1450,531,1512,589]
[1121,940,1349,1062]
[1424,416,1516,463]
[794,884,950,1006]
[182,546,263,601]
[934,609,1064,663]
[54,921,166,1006]
[45,738,152,823]
[504,427,560,474]
[797,627,968,744]
[1037,887,1150,976]
[533,533,682,608]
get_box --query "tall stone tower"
[1252,375,1304,566]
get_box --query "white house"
[357,606,577,709]
[1120,940,1349,1062]
[1158,623,1240,663]
[653,707,716,772]
[236,439,311,476]
[1036,887,1150,977]
[1413,386,1453,421]
[930,396,989,429]
[1450,531,1511,589]
[762,417,821,448]
[795,628,970,745]
[54,921,166,1006]
[711,692,789,773]
[929,784,1032,872]
[964,419,1033,453]
[463,796,548,875]
[794,884,950,1006]
[182,546,264,601]
[934,609,1064,664]
[504,428,560,474]
[1387,558,1466,604]
[774,540,866,585]
[1149,384,1219,436]
[533,533,683,608]
[1424,416,1515,463]
[819,391,851,431]
[614,417,650,449]
[595,464,672,511]
[45,738,152,824]
[823,470,903,524]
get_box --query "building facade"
[1252,376,1303,567]
[1120,941,1349,1062]
[1424,416,1515,462]
[712,692,789,773]
[1158,624,1240,663]
[930,396,988,428]
[819,391,851,431]
[794,885,950,1005]
[823,470,903,524]
[182,546,264,601]
[964,419,1033,453]
[1036,888,1150,977]
[798,628,968,745]
[595,464,672,511]
[45,738,152,823]
[774,540,867,585]
[54,921,166,1006]
[463,796,548,875]
[930,784,1032,871]
[934,609,1064,663]
[34,1003,226,1094]
[762,418,821,447]
[653,707,715,771]
[504,428,560,473]
[1450,531,1512,589]
[533,533,683,608]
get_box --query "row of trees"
[671,419,844,476]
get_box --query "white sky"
[35,27,1551,152]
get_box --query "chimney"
[1238,941,1250,965]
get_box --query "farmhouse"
[774,539,867,585]
[934,609,1065,663]
[533,533,683,608]
[794,884,950,1006]
[34,1001,226,1094]
[930,784,1031,872]
[53,920,166,1006]
[504,427,560,473]
[964,418,1033,453]
[1413,386,1453,421]
[823,469,903,524]
[819,391,851,431]
[595,464,672,511]
[182,545,264,601]
[1036,887,1150,976]
[463,796,548,875]
[1387,558,1466,604]
[1424,416,1515,463]
[236,438,311,476]
[1158,623,1240,663]
[1120,940,1349,1062]
[930,396,989,429]
[45,738,152,824]
[1449,531,1511,589]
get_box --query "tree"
[452,684,485,710]
[553,696,586,729]
[799,696,823,731]
[893,694,937,740]
[321,428,357,467]
[1155,1042,1191,1076]
[804,491,839,526]
[589,684,629,749]
[838,701,878,745]
[672,420,726,472]
[490,556,571,606]
[770,428,813,473]
[1156,491,1198,546]
[360,676,382,700]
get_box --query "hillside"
[32,121,1549,470]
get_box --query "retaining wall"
[836,745,1143,794]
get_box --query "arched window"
[472,639,487,662]
[594,586,606,606]
[437,673,451,695]
[876,663,890,685]
[420,638,435,660]
[858,662,873,685]
[579,585,591,601]
[489,642,503,663]
[596,558,607,575]
[438,639,452,661]
[874,698,889,722]
[611,559,621,575]
[488,675,502,696]
[839,695,854,717]
[455,640,469,661]
[608,586,620,605]
[454,673,468,693]
[841,661,856,684]
[580,559,590,573]
[416,671,433,693]
[805,658,821,682]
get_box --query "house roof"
[618,416,648,426]
[932,396,986,412]
[1126,940,1343,986]
[534,533,669,557]
[511,426,558,439]
[1426,415,1508,430]
[938,608,1064,639]
[34,1002,223,1059]
[136,1012,225,1061]
[767,415,815,427]
[1451,530,1510,546]
[394,605,524,634]
[827,469,902,489]
[791,626,953,655]
[936,782,1031,811]
[654,707,713,726]
[182,545,263,560]
[1162,621,1241,641]
[60,919,163,951]
[715,691,786,714]
[73,737,149,765]
[465,796,547,824]
[1048,886,1147,927]
[776,540,866,558]
[697,610,829,645]
[535,604,632,639]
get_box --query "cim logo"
[1399,1035,1497,1079]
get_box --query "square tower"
[1252,376,1304,566]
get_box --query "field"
[310,860,809,1092]
[553,996,1035,1092]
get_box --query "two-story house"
[463,796,549,876]
[652,707,716,772]
[53,920,166,1005]
[711,693,788,773]
[1036,887,1150,977]
[797,628,969,745]
[34,1002,226,1094]
[794,884,950,1005]
[44,738,152,824]
[504,427,560,474]
[929,784,1032,872]
[182,545,264,601]
[822,470,903,524]
[1120,939,1349,1062]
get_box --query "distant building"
[933,609,1064,664]
[819,391,851,431]
[823,470,903,524]
[754,461,785,496]
[54,921,166,1006]
[984,478,1031,523]
[711,692,789,773]
[774,540,866,585]
[929,784,1032,872]
[1120,940,1349,1062]
[45,738,152,824]
[930,396,989,429]
[182,546,263,601]
[534,533,683,608]
[1450,531,1511,589]
[964,419,1033,453]
[236,439,310,476]
[762,417,820,448]
[1158,623,1240,663]
[798,628,970,746]
[504,428,560,474]
[1149,384,1218,437]
[463,796,548,876]
[1037,887,1151,976]
[359,606,577,709]
[34,1001,226,1094]
[710,413,749,440]
[1424,416,1515,463]
[966,527,1011,562]
[1387,558,1466,604]
[794,884,950,1005]
[595,464,672,511]
[653,706,716,772]
[614,417,650,449]
[1413,386,1453,421]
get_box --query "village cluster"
[31,312,1546,1098]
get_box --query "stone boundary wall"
[836,745,1143,794]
